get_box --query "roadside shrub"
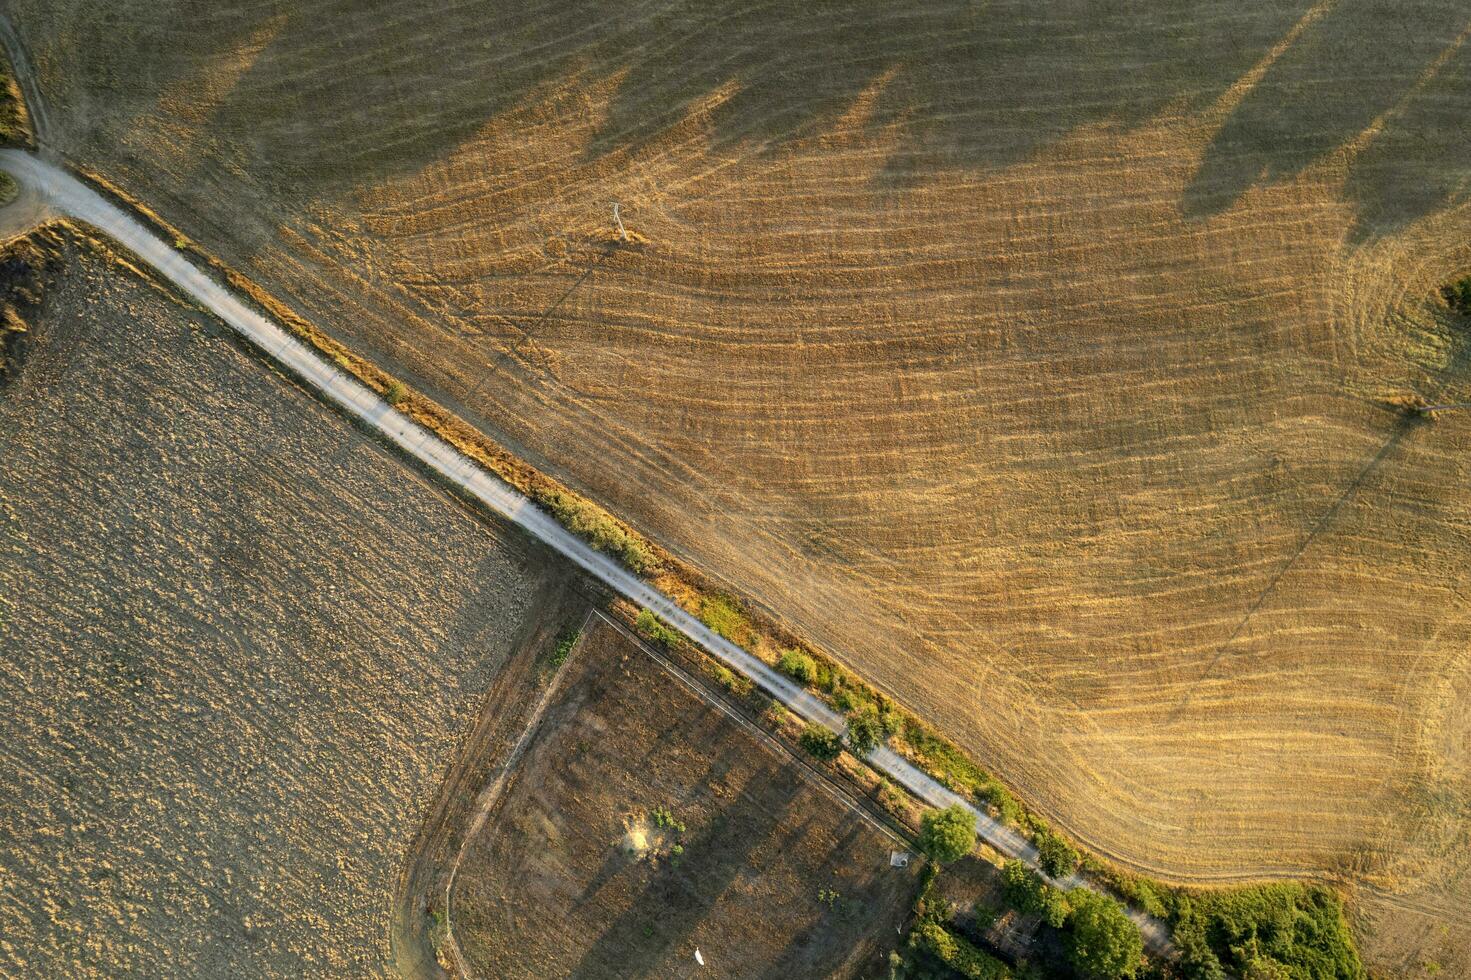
[777,648,817,684]
[799,724,842,761]
[385,380,407,406]
[1067,890,1143,979]
[919,804,977,865]
[698,594,751,645]
[814,660,844,693]
[1001,860,1070,928]
[845,705,886,756]
[533,487,659,574]
[635,608,679,647]
[1035,824,1080,879]
[976,777,1024,827]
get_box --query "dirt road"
[0,148,1173,958]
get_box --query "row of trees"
[916,805,1143,979]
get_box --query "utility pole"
[612,202,628,242]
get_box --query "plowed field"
[0,232,557,977]
[450,618,919,978]
[9,2,1471,971]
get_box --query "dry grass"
[11,2,1471,972]
[0,231,558,977]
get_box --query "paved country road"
[0,147,1174,959]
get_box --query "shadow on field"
[566,759,803,980]
[1182,1,1471,238]
[34,1,1326,192]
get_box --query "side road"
[0,149,1172,958]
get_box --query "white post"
[612,202,628,242]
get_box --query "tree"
[845,705,885,756]
[777,649,817,684]
[1001,860,1069,928]
[919,804,977,865]
[1067,890,1143,979]
[1035,828,1080,879]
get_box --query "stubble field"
[8,2,1471,971]
[0,230,557,977]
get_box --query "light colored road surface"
[0,148,1173,959]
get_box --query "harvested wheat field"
[9,1,1471,970]
[450,618,920,978]
[0,229,561,977]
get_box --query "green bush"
[1067,890,1143,979]
[845,705,886,755]
[1001,860,1069,928]
[919,804,977,864]
[911,921,1013,980]
[384,380,407,406]
[635,608,680,647]
[1035,826,1080,879]
[799,724,842,761]
[1172,885,1364,980]
[777,648,817,684]
[976,777,1025,826]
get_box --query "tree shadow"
[1181,0,1471,239]
[31,1,1342,201]
[566,759,803,980]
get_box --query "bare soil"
[449,619,920,978]
[0,231,559,977]
[9,3,1471,972]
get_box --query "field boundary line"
[438,607,595,980]
[592,608,914,850]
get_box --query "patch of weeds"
[1173,884,1363,980]
[426,903,448,950]
[385,380,407,406]
[549,627,581,670]
[635,608,680,647]
[818,888,841,909]
[698,594,752,646]
[651,805,686,834]
[0,63,23,146]
[532,486,659,574]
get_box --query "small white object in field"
[612,202,628,241]
[694,948,705,966]
[890,850,911,868]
